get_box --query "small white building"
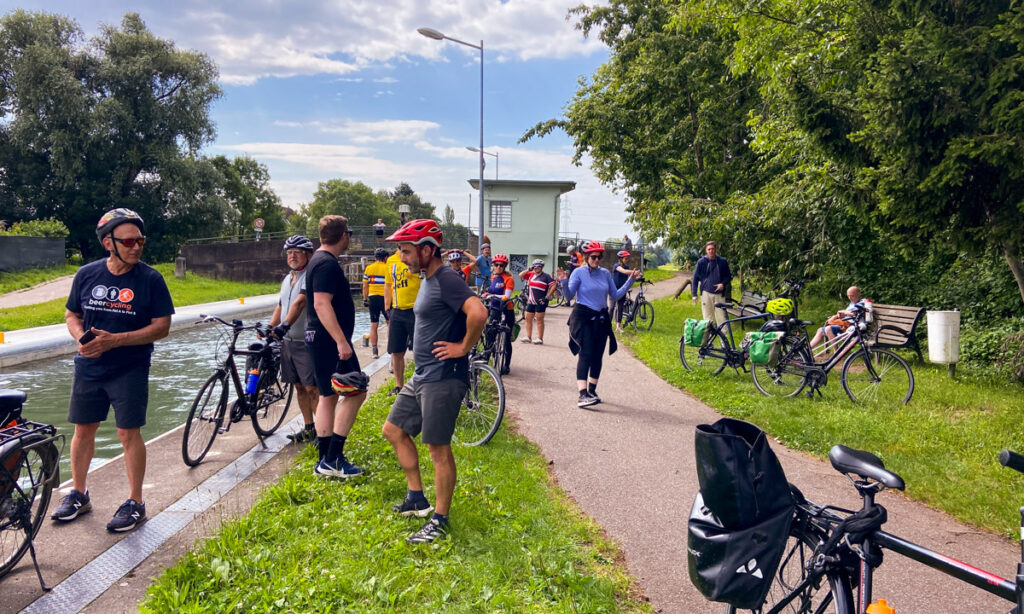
[469,178,575,289]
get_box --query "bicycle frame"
[205,317,274,426]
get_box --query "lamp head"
[417,27,445,40]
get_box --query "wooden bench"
[870,303,925,362]
[724,290,768,330]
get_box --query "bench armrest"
[873,324,911,344]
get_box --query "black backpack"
[687,418,796,609]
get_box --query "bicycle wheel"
[752,337,812,398]
[454,362,505,446]
[492,330,509,375]
[251,359,293,437]
[0,434,58,578]
[725,517,855,614]
[182,372,226,466]
[841,348,914,405]
[680,329,729,375]
[632,299,654,331]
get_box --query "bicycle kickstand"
[17,508,51,591]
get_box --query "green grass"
[0,263,80,294]
[640,268,675,283]
[618,294,1024,538]
[142,383,649,613]
[0,263,279,331]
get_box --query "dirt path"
[0,275,75,309]
[501,273,1017,613]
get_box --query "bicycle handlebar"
[999,449,1024,475]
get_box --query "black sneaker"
[392,497,434,518]
[588,390,602,404]
[287,427,316,445]
[407,517,448,544]
[577,391,599,408]
[106,499,146,532]
[51,489,92,522]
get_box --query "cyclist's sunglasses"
[112,236,147,248]
[587,253,602,260]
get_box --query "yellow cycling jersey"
[386,251,420,309]
[363,261,389,296]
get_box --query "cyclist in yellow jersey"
[362,248,390,359]
[384,248,420,394]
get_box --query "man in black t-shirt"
[304,215,367,479]
[52,208,174,533]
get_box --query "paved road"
[0,275,75,309]
[502,274,1017,613]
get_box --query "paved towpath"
[0,275,75,309]
[502,274,1017,613]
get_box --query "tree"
[304,179,396,234]
[385,182,436,221]
[0,10,221,258]
[210,155,285,238]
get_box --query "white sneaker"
[520,337,533,344]
[533,338,543,345]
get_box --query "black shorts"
[305,328,361,397]
[525,302,547,313]
[368,295,387,323]
[386,377,467,445]
[280,339,316,387]
[387,308,414,355]
[68,364,149,429]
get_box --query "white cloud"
[272,119,440,143]
[373,77,398,84]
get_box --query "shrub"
[0,217,70,238]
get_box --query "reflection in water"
[0,310,371,478]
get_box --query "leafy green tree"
[0,10,221,258]
[385,182,436,221]
[304,179,395,234]
[210,155,285,238]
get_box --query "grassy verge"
[640,268,675,283]
[0,263,279,331]
[0,263,80,294]
[142,383,649,613]
[619,294,1024,538]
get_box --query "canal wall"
[0,294,280,368]
[0,236,65,273]
[181,240,371,284]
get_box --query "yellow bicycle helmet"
[766,298,794,316]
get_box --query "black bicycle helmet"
[95,208,145,241]
[330,370,370,397]
[374,247,388,260]
[283,235,314,251]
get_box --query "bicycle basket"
[688,491,793,610]
[684,318,712,347]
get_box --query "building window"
[490,200,512,229]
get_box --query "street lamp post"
[418,26,485,254]
[466,146,498,179]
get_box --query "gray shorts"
[386,377,467,445]
[280,339,316,387]
[68,364,149,429]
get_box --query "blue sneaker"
[314,456,365,479]
[106,499,146,533]
[392,497,434,518]
[51,489,92,522]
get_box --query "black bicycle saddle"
[829,445,906,490]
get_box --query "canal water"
[0,310,372,479]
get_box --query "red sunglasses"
[113,236,147,248]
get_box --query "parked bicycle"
[182,315,293,466]
[750,304,915,404]
[0,390,62,590]
[723,446,1024,613]
[475,301,514,376]
[453,355,505,447]
[619,277,655,331]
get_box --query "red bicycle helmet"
[385,219,443,247]
[617,250,630,258]
[581,240,604,254]
[492,253,509,265]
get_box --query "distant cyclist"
[384,246,420,396]
[483,254,515,374]
[610,250,635,332]
[362,248,390,359]
[565,240,639,408]
[269,235,319,445]
[518,259,556,344]
[474,243,492,288]
[559,244,580,307]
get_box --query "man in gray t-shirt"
[381,219,487,544]
[269,235,319,443]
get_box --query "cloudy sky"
[6,1,637,241]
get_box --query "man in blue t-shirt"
[474,243,492,287]
[52,208,174,533]
[692,240,732,325]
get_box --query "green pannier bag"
[747,332,783,365]
[684,318,713,347]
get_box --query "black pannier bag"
[688,493,793,610]
[688,418,796,609]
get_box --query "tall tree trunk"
[1004,242,1024,309]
